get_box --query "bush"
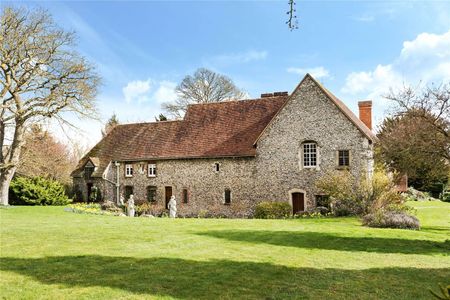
[362,210,420,230]
[439,184,450,202]
[136,202,159,216]
[330,198,363,216]
[403,187,437,202]
[254,201,291,219]
[9,176,71,206]
[316,168,405,217]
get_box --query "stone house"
[71,74,376,216]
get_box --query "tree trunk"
[0,167,15,205]
[0,120,25,205]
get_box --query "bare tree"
[0,7,100,205]
[162,68,246,119]
[385,82,450,143]
[18,124,77,185]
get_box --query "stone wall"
[72,76,374,216]
[104,157,257,217]
[253,76,374,208]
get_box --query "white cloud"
[122,79,152,103]
[341,29,450,129]
[287,66,330,79]
[342,29,450,98]
[122,79,178,105]
[153,80,177,104]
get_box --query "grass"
[0,201,449,299]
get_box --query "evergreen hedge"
[9,176,72,206]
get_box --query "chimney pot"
[358,100,372,130]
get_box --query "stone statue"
[127,194,135,217]
[119,195,124,206]
[168,195,177,218]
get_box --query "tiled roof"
[71,96,287,177]
[72,73,377,178]
[254,74,378,145]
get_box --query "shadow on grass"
[1,255,449,299]
[196,230,450,254]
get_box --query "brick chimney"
[358,100,372,130]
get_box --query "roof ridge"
[116,120,183,126]
[187,96,287,107]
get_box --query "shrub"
[403,187,437,202]
[330,198,363,216]
[316,168,406,217]
[439,183,450,202]
[9,176,71,206]
[254,201,291,219]
[135,202,163,216]
[362,210,420,230]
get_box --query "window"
[125,164,133,177]
[124,185,133,200]
[224,189,231,205]
[214,163,220,172]
[315,195,330,209]
[338,150,350,167]
[147,186,157,203]
[84,161,95,180]
[148,163,156,177]
[303,143,317,167]
[182,189,189,204]
[84,166,94,180]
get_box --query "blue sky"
[5,1,450,147]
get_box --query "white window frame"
[303,142,317,168]
[148,163,156,177]
[125,164,133,177]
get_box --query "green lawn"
[1,201,449,299]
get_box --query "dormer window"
[303,142,317,168]
[125,164,133,177]
[148,163,156,177]
[84,161,95,180]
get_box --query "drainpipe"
[115,161,120,205]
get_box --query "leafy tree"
[102,114,119,137]
[155,113,167,122]
[18,124,77,185]
[385,82,449,153]
[379,83,450,192]
[162,68,246,119]
[0,7,100,205]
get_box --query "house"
[71,74,376,217]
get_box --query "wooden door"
[292,192,305,214]
[165,186,172,209]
